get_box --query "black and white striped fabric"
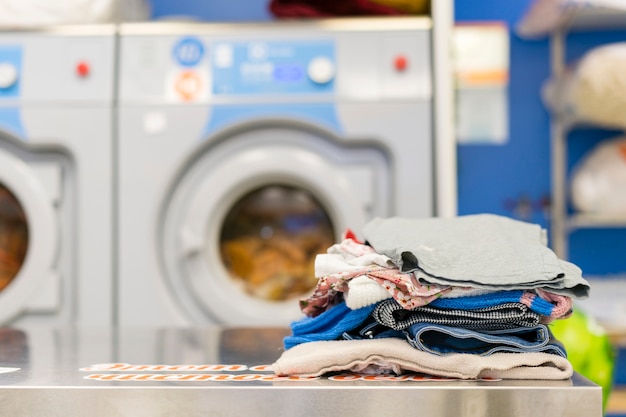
[372,299,542,331]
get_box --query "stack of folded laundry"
[271,214,590,380]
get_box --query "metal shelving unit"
[547,6,626,259]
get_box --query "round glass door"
[0,183,28,293]
[160,124,377,324]
[219,185,334,302]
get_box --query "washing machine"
[0,26,115,326]
[117,16,455,326]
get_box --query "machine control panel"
[118,22,432,103]
[211,40,336,95]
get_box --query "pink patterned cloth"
[300,265,452,318]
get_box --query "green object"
[551,309,616,411]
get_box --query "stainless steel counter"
[0,326,602,417]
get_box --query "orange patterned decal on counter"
[84,373,318,382]
[80,363,249,372]
[80,362,319,382]
[80,363,501,382]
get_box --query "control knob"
[0,62,18,89]
[307,56,335,84]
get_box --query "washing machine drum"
[0,184,28,294]
[0,148,58,324]
[219,184,335,303]
[159,124,390,325]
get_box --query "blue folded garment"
[284,302,376,350]
[429,290,555,316]
[290,302,353,336]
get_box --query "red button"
[76,61,90,77]
[394,55,408,72]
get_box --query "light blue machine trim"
[0,108,26,139]
[202,103,343,138]
[0,46,25,138]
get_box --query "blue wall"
[455,2,551,227]
[147,0,626,276]
[455,1,626,276]
[150,0,272,21]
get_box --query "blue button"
[274,64,303,82]
[173,37,205,67]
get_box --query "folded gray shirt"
[362,214,589,299]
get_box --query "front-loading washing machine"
[0,26,115,326]
[117,16,455,326]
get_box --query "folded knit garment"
[271,338,573,380]
[536,288,573,319]
[284,302,376,349]
[373,299,542,331]
[427,290,559,317]
[362,215,590,299]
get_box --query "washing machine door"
[160,123,390,325]
[0,148,58,324]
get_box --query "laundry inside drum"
[219,185,335,302]
[0,184,29,292]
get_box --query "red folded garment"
[269,0,405,18]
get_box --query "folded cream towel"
[271,338,573,380]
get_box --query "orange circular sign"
[174,70,203,101]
